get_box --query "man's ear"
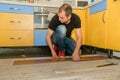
[68,15,71,19]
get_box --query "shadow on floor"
[0,46,93,59]
[0,47,51,59]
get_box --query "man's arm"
[72,28,82,61]
[46,28,58,59]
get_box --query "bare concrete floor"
[0,57,120,80]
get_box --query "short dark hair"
[59,4,72,16]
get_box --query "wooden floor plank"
[13,55,107,65]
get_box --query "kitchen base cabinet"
[88,11,106,48]
[106,0,120,51]
[0,3,34,47]
[72,9,86,44]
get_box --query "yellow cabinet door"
[72,9,86,45]
[0,13,33,30]
[88,10,106,48]
[0,30,33,47]
[107,0,120,50]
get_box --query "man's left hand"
[72,52,80,62]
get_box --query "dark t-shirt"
[48,13,81,37]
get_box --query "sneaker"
[53,45,58,53]
[58,51,65,57]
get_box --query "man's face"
[58,11,71,24]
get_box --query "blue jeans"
[52,25,76,55]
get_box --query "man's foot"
[58,51,65,58]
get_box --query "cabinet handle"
[114,0,117,2]
[17,37,22,40]
[9,7,20,10]
[10,21,15,23]
[9,21,21,23]
[102,11,105,24]
[10,37,22,40]
[10,37,15,40]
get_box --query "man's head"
[58,4,72,24]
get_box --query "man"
[46,4,82,61]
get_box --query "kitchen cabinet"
[87,0,106,48]
[0,3,34,47]
[72,9,86,45]
[88,0,120,51]
[106,0,120,51]
[88,10,106,48]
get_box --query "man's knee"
[56,25,67,35]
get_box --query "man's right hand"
[51,50,58,60]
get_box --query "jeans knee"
[56,25,67,36]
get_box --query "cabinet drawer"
[0,3,33,14]
[0,13,33,30]
[0,30,33,47]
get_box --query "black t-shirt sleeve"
[48,14,58,31]
[74,14,81,28]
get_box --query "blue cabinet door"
[0,3,33,14]
[90,0,106,14]
[34,30,48,46]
